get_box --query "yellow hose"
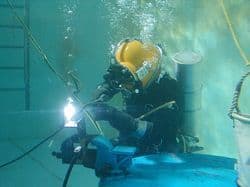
[136,101,176,120]
[218,0,250,66]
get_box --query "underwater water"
[0,0,250,186]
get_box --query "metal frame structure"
[0,0,30,110]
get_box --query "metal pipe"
[172,51,202,139]
[0,45,24,48]
[0,4,24,8]
[0,25,22,28]
[0,66,24,69]
[24,0,30,110]
[0,88,25,91]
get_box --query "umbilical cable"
[0,126,64,169]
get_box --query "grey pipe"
[172,51,202,143]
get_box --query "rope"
[7,0,104,135]
[218,0,250,66]
[6,0,67,84]
[228,71,250,118]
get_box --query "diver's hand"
[92,83,117,102]
[133,120,153,139]
[94,93,112,103]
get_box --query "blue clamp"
[91,136,137,177]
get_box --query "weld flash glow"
[64,97,77,127]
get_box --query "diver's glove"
[92,64,125,102]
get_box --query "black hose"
[62,154,78,187]
[0,100,97,169]
[0,126,64,169]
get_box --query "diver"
[53,39,182,182]
[88,38,182,154]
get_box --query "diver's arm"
[92,64,124,102]
[85,103,138,133]
[92,82,118,102]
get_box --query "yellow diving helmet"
[114,39,162,91]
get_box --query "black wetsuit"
[92,65,181,153]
